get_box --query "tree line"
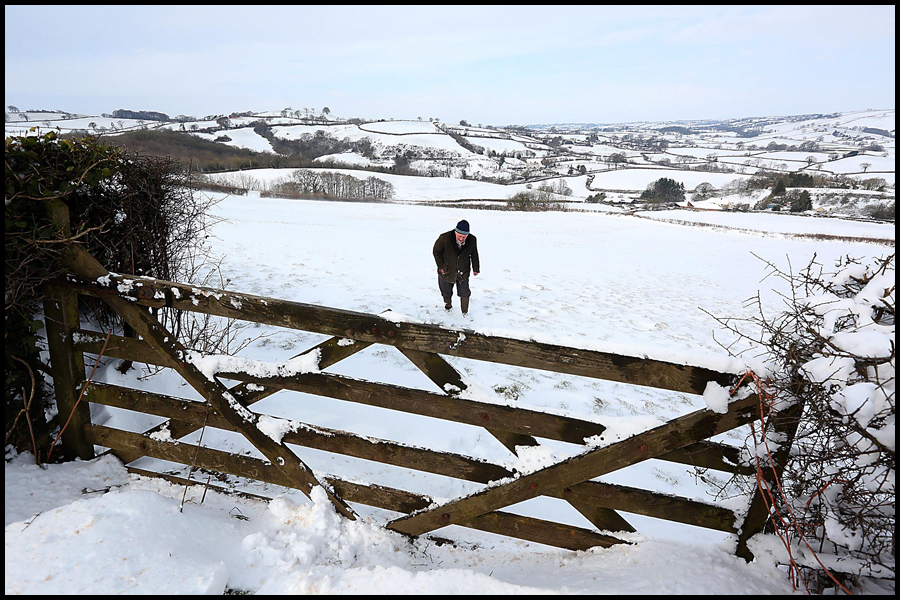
[273,169,395,201]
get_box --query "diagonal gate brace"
[58,231,357,521]
[111,335,373,464]
[386,391,759,537]
[398,346,636,535]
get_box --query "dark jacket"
[433,230,480,283]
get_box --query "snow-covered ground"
[5,191,893,594]
[589,167,751,191]
[636,209,895,240]
[4,453,799,595]
[194,127,275,154]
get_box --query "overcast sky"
[5,5,895,125]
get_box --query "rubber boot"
[461,296,470,315]
[443,297,452,310]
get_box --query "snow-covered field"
[4,453,799,595]
[589,167,751,190]
[5,191,893,594]
[207,167,560,201]
[636,209,896,240]
[5,108,894,202]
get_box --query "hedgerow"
[5,131,217,461]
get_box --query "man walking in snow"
[433,219,480,314]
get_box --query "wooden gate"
[42,200,780,556]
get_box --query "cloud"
[666,5,895,46]
[5,5,894,123]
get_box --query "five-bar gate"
[43,198,781,558]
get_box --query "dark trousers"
[438,274,471,299]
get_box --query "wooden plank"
[567,480,739,533]
[125,467,272,502]
[62,273,736,395]
[662,441,756,476]
[40,200,93,461]
[56,232,357,521]
[127,466,275,503]
[386,392,760,537]
[42,284,93,460]
[78,331,750,475]
[459,511,625,551]
[88,424,625,551]
[75,328,179,368]
[212,369,606,445]
[735,399,805,561]
[563,500,637,535]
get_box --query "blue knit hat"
[455,220,470,235]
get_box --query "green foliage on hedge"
[6,130,206,461]
[5,131,124,459]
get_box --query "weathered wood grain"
[41,202,93,461]
[567,480,738,533]
[43,285,93,461]
[212,369,607,445]
[735,399,805,561]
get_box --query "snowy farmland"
[7,108,895,195]
[5,189,893,594]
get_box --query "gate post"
[42,201,93,461]
[735,400,805,561]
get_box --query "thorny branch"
[705,252,895,594]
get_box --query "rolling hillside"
[4,107,894,220]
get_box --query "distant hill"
[4,106,894,219]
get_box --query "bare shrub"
[708,253,895,593]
